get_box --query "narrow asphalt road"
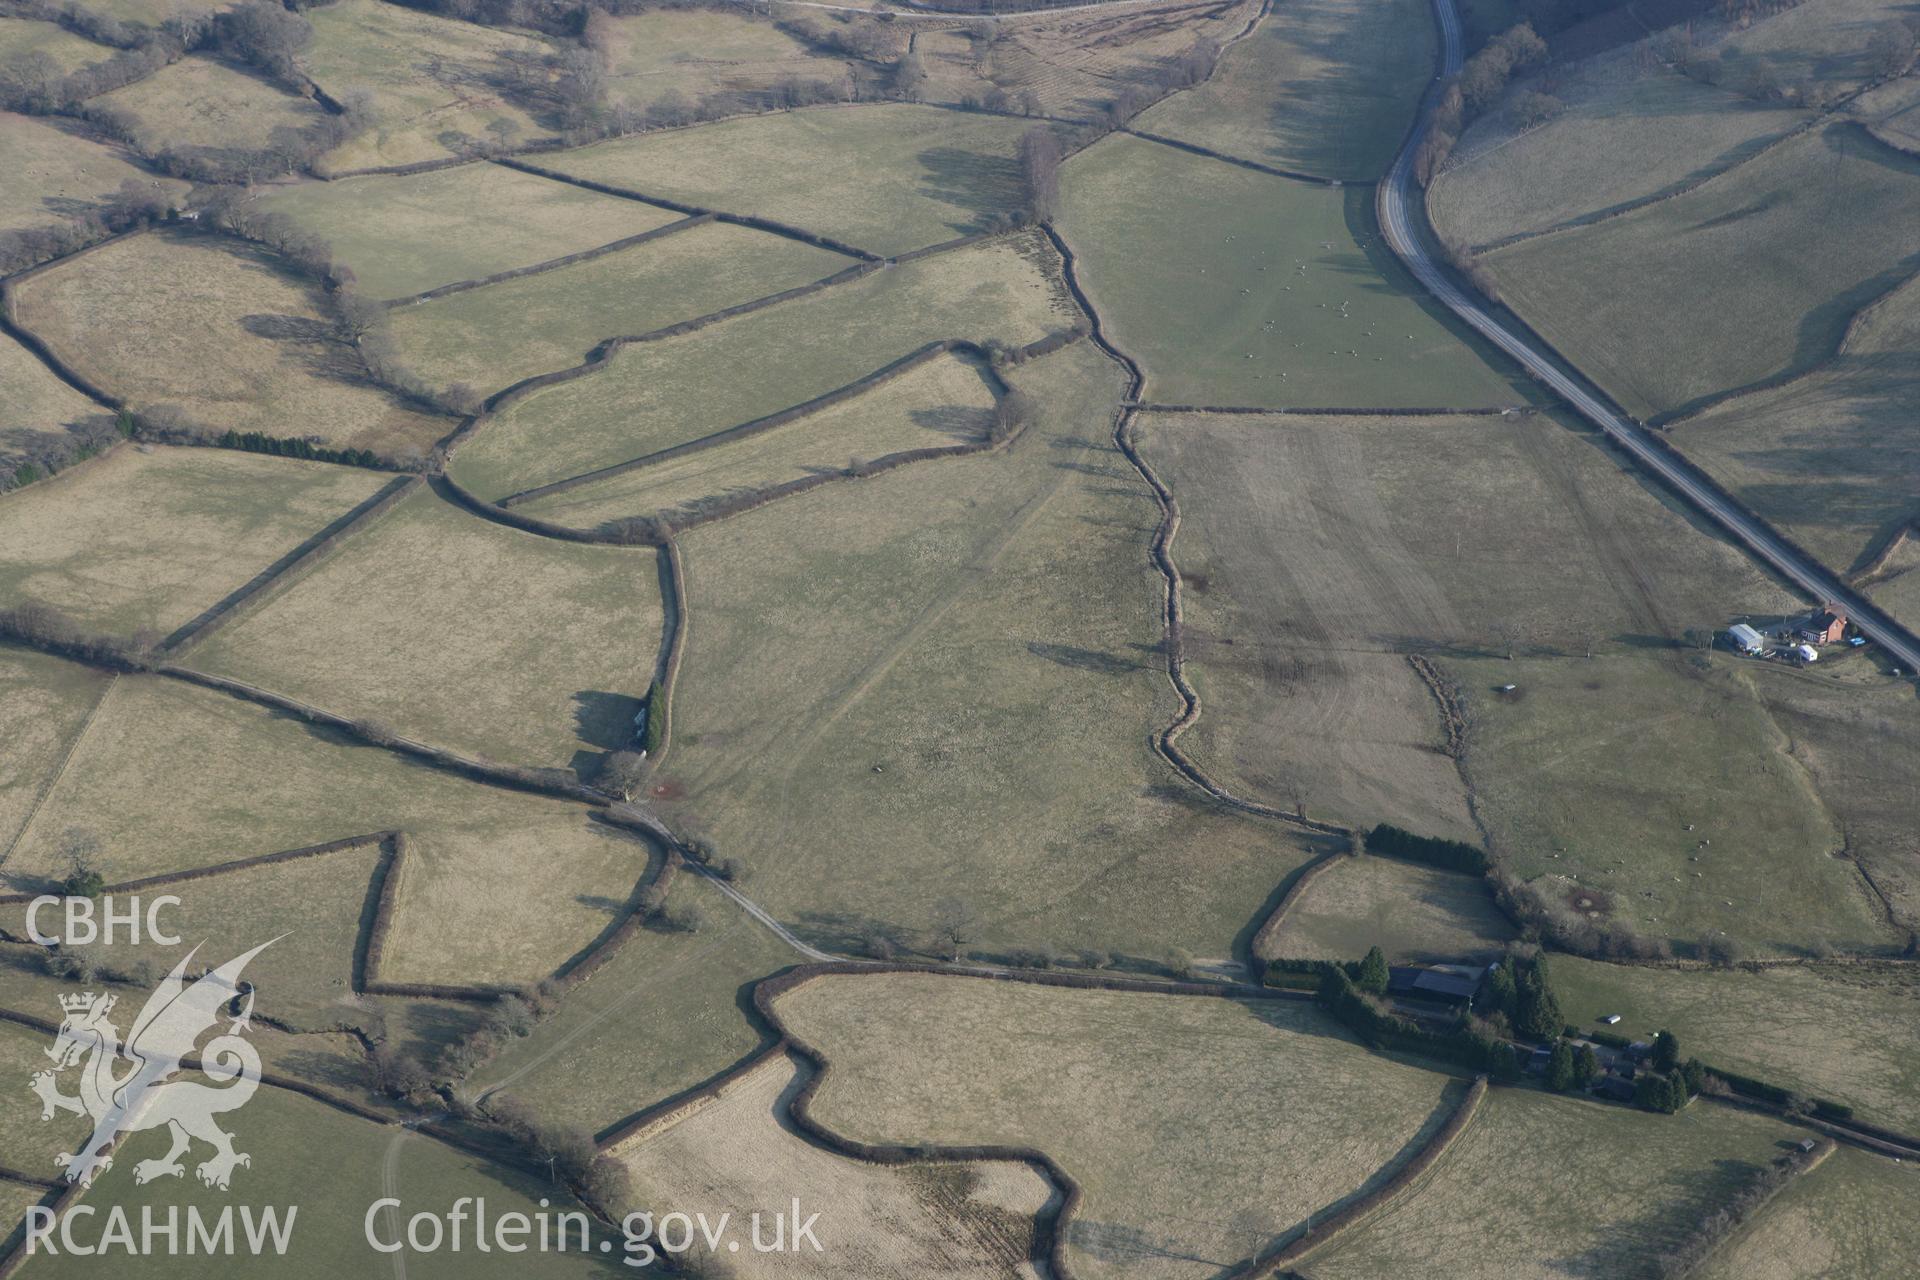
[1382,0,1920,676]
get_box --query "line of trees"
[1363,823,1490,874]
[1415,23,1547,185]
[1655,1142,1825,1279]
[0,176,177,275]
[0,1,362,183]
[0,410,128,493]
[1479,951,1562,1039]
[0,600,157,669]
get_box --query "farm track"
[1385,0,1920,676]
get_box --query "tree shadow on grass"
[915,145,1025,235]
[573,689,645,752]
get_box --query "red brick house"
[1798,607,1848,646]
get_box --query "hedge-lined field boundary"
[1046,220,1351,837]
[495,157,884,261]
[1456,104,1901,258]
[0,829,391,906]
[495,339,1008,507]
[155,665,613,804]
[0,1004,395,1124]
[1662,257,1920,431]
[429,257,887,467]
[642,540,690,771]
[596,960,1468,1280]
[430,224,1059,477]
[381,215,715,309]
[0,274,126,410]
[158,474,422,658]
[1249,847,1355,962]
[1123,128,1352,186]
[445,332,1081,545]
[1238,1076,1488,1276]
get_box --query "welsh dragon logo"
[30,940,274,1190]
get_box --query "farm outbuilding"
[1727,623,1765,654]
[1386,964,1484,1007]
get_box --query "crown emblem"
[58,992,100,1013]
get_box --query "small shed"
[1727,623,1765,655]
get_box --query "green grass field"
[97,55,326,152]
[451,233,1073,500]
[0,16,107,76]
[1308,1090,1802,1280]
[4,671,620,889]
[0,445,390,638]
[539,103,1033,256]
[1708,0,1915,101]
[303,0,559,174]
[1482,122,1920,419]
[0,838,384,1026]
[1668,271,1920,589]
[1134,410,1797,837]
[1450,654,1889,956]
[0,644,108,859]
[0,1017,91,1171]
[1265,854,1513,963]
[1551,956,1920,1133]
[470,874,794,1137]
[12,231,451,459]
[0,111,179,235]
[515,350,998,531]
[26,1088,621,1279]
[1057,134,1534,409]
[188,485,664,773]
[255,163,678,302]
[1132,0,1435,180]
[597,7,852,113]
[1743,664,1920,934]
[1693,1146,1920,1280]
[775,971,1458,1280]
[659,344,1328,962]
[1429,56,1810,248]
[385,221,851,392]
[51,0,235,28]
[1868,551,1920,630]
[377,816,653,990]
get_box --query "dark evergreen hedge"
[1365,823,1491,874]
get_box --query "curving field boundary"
[596,960,1489,1280]
[1247,847,1356,963]
[444,333,1077,545]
